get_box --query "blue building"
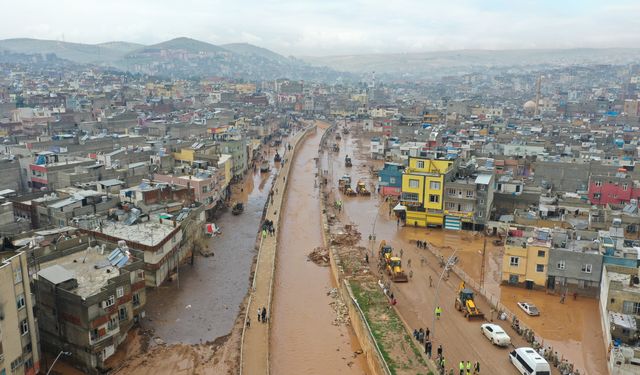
[378,162,404,196]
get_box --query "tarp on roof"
[475,174,492,185]
[37,265,75,284]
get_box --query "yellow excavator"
[387,257,409,283]
[454,281,484,320]
[378,240,393,265]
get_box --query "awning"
[393,204,407,211]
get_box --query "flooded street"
[144,162,276,344]
[329,128,607,374]
[271,124,368,375]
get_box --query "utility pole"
[431,250,459,340]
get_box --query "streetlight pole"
[431,250,459,341]
[46,351,71,375]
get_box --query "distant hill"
[0,38,141,63]
[221,43,288,63]
[126,37,226,56]
[0,37,338,80]
[302,48,640,76]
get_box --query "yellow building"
[173,148,197,163]
[217,154,233,189]
[400,157,455,227]
[501,228,551,288]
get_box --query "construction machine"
[378,240,393,265]
[455,282,484,320]
[356,181,371,196]
[386,257,409,282]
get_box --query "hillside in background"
[0,37,343,81]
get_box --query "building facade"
[400,157,456,227]
[0,251,40,375]
[502,228,552,288]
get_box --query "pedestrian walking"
[560,293,566,304]
[400,248,404,258]
[246,317,251,328]
[413,329,418,340]
[425,327,430,341]
[365,253,369,263]
[473,361,480,374]
[459,361,465,375]
[466,360,472,374]
[261,307,267,323]
[257,308,261,322]
[425,340,432,358]
[435,306,442,319]
[437,344,443,358]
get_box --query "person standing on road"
[261,307,267,323]
[257,308,261,322]
[400,248,404,258]
[425,327,430,341]
[435,306,442,319]
[466,360,472,374]
[459,361,465,375]
[437,344,443,358]
[473,361,480,374]
[262,229,267,239]
[425,340,432,358]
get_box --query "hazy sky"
[3,0,640,56]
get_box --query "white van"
[508,347,551,375]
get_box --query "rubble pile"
[328,288,351,326]
[331,224,362,246]
[308,247,330,266]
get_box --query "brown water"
[270,125,368,375]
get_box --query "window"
[477,211,483,218]
[429,194,439,203]
[409,179,419,188]
[401,192,419,202]
[466,190,474,198]
[108,316,118,331]
[104,295,115,308]
[581,264,593,273]
[595,180,602,187]
[14,268,22,284]
[416,160,425,169]
[118,306,127,321]
[536,264,544,272]
[116,287,124,299]
[389,177,396,184]
[430,181,440,190]
[16,293,25,310]
[20,319,29,336]
[24,358,33,370]
[623,301,640,315]
[537,250,546,257]
[10,358,23,371]
[445,202,456,210]
[593,193,601,200]
[447,188,456,196]
[91,328,99,341]
[623,183,628,191]
[133,293,141,307]
[479,199,485,204]
[509,257,519,267]
[557,260,566,270]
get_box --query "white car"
[480,323,511,347]
[517,302,540,316]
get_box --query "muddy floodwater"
[144,165,276,344]
[271,124,368,375]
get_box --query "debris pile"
[327,288,351,326]
[308,247,330,266]
[331,224,361,246]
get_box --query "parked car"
[480,323,511,346]
[517,302,540,316]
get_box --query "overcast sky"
[3,0,640,56]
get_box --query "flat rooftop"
[100,220,176,247]
[39,246,128,298]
